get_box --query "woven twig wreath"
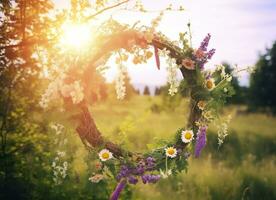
[42,20,234,200]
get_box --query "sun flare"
[59,22,92,49]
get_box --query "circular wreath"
[41,19,234,200]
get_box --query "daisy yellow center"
[198,101,205,108]
[185,132,192,140]
[167,148,175,155]
[206,80,214,89]
[102,152,110,159]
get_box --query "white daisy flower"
[165,147,177,158]
[98,149,113,162]
[181,130,194,143]
[205,78,215,91]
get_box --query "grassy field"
[86,95,276,200]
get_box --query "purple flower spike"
[141,174,161,184]
[145,157,156,170]
[195,126,207,158]
[207,49,216,59]
[116,165,130,181]
[110,180,127,200]
[135,162,145,175]
[128,176,138,185]
[199,33,211,51]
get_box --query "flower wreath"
[41,18,234,200]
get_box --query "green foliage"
[249,41,276,114]
[151,84,183,113]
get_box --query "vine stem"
[85,0,130,22]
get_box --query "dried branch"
[85,0,130,22]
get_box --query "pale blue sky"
[53,0,276,86]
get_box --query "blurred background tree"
[143,85,150,95]
[249,41,276,115]
[0,0,54,199]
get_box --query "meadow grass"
[88,95,276,199]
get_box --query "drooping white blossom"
[115,63,127,100]
[216,115,232,146]
[160,48,180,96]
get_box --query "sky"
[53,0,276,87]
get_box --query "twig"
[85,0,130,22]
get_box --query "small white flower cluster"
[115,63,127,100]
[160,48,180,96]
[215,64,232,82]
[39,76,84,108]
[160,168,172,179]
[50,123,64,135]
[216,115,232,146]
[60,80,84,104]
[52,158,68,184]
[39,78,62,108]
[69,81,84,104]
[52,159,68,185]
[50,123,68,185]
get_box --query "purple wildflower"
[199,33,211,51]
[207,49,216,59]
[145,157,156,170]
[141,174,161,184]
[128,176,138,185]
[195,126,207,158]
[110,180,127,200]
[135,162,145,175]
[196,34,216,69]
[116,165,130,181]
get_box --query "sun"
[59,22,92,49]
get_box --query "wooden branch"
[76,104,130,158]
[75,29,201,157]
[85,0,130,22]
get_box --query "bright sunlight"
[59,22,92,49]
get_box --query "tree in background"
[249,41,276,114]
[0,1,119,199]
[143,85,150,95]
[0,0,54,199]
[154,86,161,96]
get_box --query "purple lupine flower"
[199,33,211,51]
[195,126,207,158]
[116,165,130,181]
[145,157,156,170]
[206,48,216,59]
[128,176,138,185]
[135,162,145,175]
[141,174,161,184]
[110,179,127,200]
